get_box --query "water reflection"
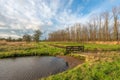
[0,56,68,80]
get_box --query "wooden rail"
[66,46,84,53]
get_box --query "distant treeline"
[0,37,22,42]
[48,6,120,42]
[0,30,42,42]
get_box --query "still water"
[0,56,68,80]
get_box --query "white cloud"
[11,31,15,34]
[0,22,5,26]
[0,33,21,39]
[47,21,53,26]
[0,0,120,39]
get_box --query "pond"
[0,56,68,80]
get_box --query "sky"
[0,0,120,39]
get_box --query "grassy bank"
[0,42,65,58]
[42,52,120,80]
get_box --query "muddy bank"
[57,56,84,69]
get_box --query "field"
[0,41,120,80]
[47,42,120,51]
[0,41,65,58]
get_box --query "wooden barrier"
[66,46,84,53]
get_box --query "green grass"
[42,52,120,80]
[0,42,120,80]
[47,42,120,51]
[0,42,65,58]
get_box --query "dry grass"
[0,41,34,46]
[88,41,120,45]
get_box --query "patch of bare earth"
[57,56,84,69]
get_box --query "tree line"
[48,6,120,42]
[1,30,42,42]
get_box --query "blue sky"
[0,0,120,39]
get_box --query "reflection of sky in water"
[0,56,68,80]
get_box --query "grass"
[42,52,120,80]
[0,41,120,80]
[0,42,65,58]
[47,42,120,51]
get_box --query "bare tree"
[112,7,119,41]
[48,6,120,42]
[102,11,110,41]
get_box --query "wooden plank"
[66,46,84,53]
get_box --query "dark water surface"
[0,56,68,80]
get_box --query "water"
[0,56,68,80]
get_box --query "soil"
[57,55,84,69]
